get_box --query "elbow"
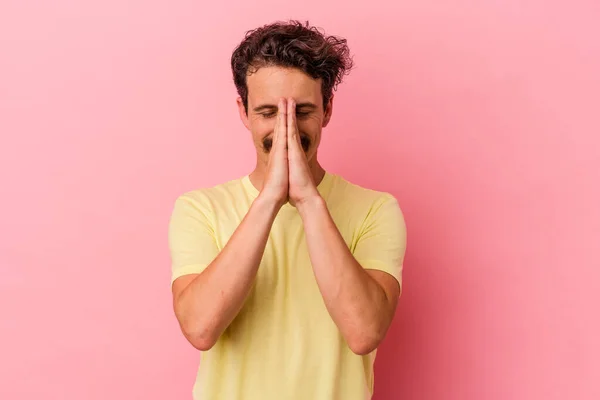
[174,302,219,351]
[348,338,379,356]
[347,330,383,356]
[179,319,219,351]
[185,328,218,351]
[189,336,217,352]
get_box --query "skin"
[172,66,400,355]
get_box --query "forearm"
[175,195,280,349]
[297,196,390,354]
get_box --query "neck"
[249,157,326,191]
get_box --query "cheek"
[298,116,322,133]
[304,113,325,129]
[298,123,321,153]
[251,119,273,139]
[251,121,277,154]
[252,116,272,130]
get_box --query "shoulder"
[170,176,245,215]
[329,172,401,211]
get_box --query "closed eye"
[261,111,311,118]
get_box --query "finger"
[286,98,301,155]
[287,97,296,139]
[275,98,287,149]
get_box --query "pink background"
[1,1,599,399]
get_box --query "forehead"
[246,66,322,105]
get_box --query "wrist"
[296,194,326,218]
[254,193,284,217]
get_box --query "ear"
[322,94,334,128]
[237,96,251,131]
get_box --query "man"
[168,20,407,400]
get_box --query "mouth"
[263,134,311,153]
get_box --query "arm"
[284,97,406,355]
[170,195,280,351]
[170,98,290,351]
[297,196,404,355]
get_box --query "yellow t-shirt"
[168,171,407,400]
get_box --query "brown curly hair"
[231,20,354,114]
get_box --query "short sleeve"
[168,193,220,286]
[353,194,407,293]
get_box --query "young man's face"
[237,66,333,166]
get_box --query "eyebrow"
[252,102,318,113]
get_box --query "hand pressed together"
[260,97,320,209]
[285,97,320,208]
